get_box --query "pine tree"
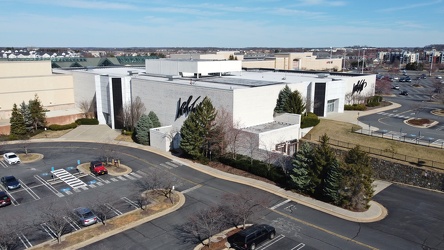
[28,94,46,131]
[274,85,292,114]
[290,142,314,193]
[180,97,217,160]
[313,134,337,197]
[322,160,342,205]
[284,90,306,114]
[135,114,153,145]
[148,111,161,128]
[10,103,27,136]
[20,101,33,131]
[341,146,374,210]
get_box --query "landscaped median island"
[17,153,44,163]
[29,191,184,250]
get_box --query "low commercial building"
[70,59,374,155]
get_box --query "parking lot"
[0,143,186,249]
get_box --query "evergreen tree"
[290,142,314,193]
[274,85,292,114]
[28,94,46,131]
[20,101,33,131]
[313,134,337,197]
[9,103,27,136]
[148,111,161,128]
[284,90,306,114]
[135,114,153,145]
[322,160,342,205]
[341,146,374,210]
[180,97,217,160]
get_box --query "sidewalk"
[323,101,401,131]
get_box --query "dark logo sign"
[176,95,201,119]
[352,79,367,95]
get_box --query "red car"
[89,161,108,175]
[0,191,11,207]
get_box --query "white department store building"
[67,59,375,155]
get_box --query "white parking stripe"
[19,180,40,200]
[165,162,179,168]
[64,216,81,231]
[270,199,291,210]
[117,176,127,181]
[110,178,118,182]
[181,184,203,194]
[40,223,55,239]
[121,197,139,209]
[290,243,306,250]
[34,175,64,197]
[18,232,32,248]
[257,234,285,249]
[104,203,122,216]
[160,163,172,169]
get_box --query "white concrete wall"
[70,71,98,108]
[131,78,234,132]
[95,75,111,126]
[258,125,300,150]
[150,125,172,151]
[145,59,241,77]
[232,82,310,127]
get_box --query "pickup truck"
[90,161,108,175]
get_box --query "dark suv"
[227,224,276,250]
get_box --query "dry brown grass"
[305,119,444,165]
[31,129,74,139]
[18,153,41,162]
[115,134,134,143]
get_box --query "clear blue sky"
[1,0,443,48]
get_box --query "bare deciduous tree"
[34,203,72,244]
[0,216,29,250]
[77,99,95,118]
[116,96,146,132]
[177,206,227,248]
[135,168,180,203]
[215,108,244,159]
[220,190,268,229]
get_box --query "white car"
[3,153,20,165]
[436,76,442,79]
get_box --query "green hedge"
[301,112,320,128]
[344,104,367,111]
[219,155,287,185]
[48,123,78,131]
[75,118,99,125]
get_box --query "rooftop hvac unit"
[317,73,330,78]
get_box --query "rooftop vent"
[317,73,330,78]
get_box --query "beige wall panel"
[0,61,52,77]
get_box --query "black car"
[400,91,409,96]
[227,224,276,250]
[1,176,21,190]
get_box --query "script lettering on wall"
[176,95,201,119]
[352,79,367,95]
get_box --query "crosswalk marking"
[111,178,118,182]
[117,176,126,181]
[124,174,136,180]
[160,163,172,169]
[51,169,87,189]
[130,172,143,178]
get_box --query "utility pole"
[361,49,365,74]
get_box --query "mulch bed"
[406,118,432,126]
[208,161,276,185]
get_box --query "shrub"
[121,130,133,136]
[301,112,320,128]
[48,123,78,131]
[75,118,99,125]
[344,104,367,111]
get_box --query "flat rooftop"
[64,66,362,91]
[242,121,293,133]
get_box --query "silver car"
[73,207,98,226]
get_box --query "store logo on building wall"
[176,95,201,119]
[352,79,367,95]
